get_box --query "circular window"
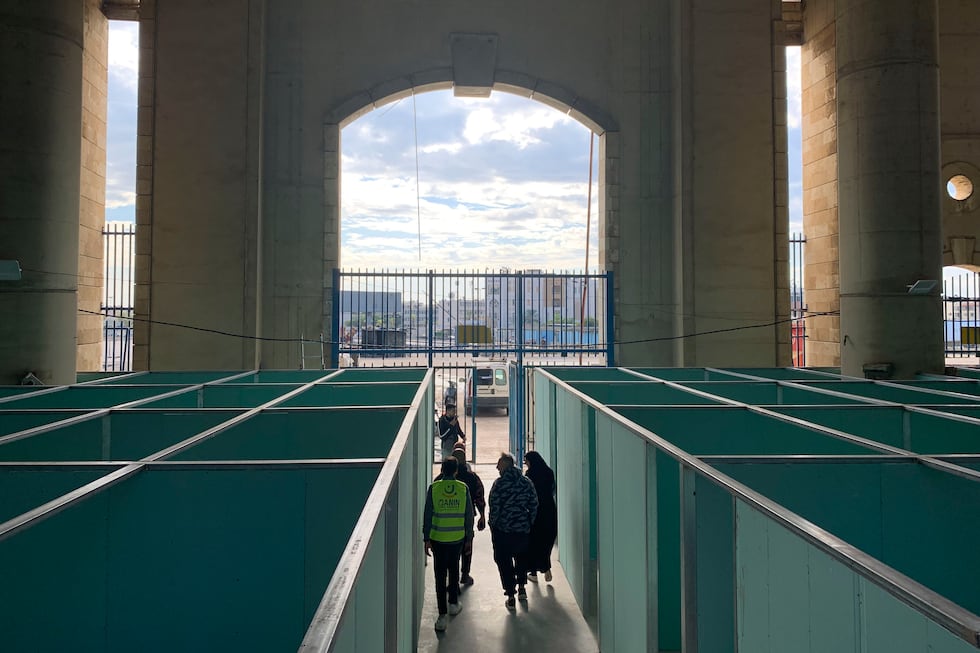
[947,174,974,201]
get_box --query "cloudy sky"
[106,22,803,272]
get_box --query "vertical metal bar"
[606,271,615,366]
[427,271,434,368]
[331,268,341,368]
[680,465,699,653]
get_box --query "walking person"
[524,450,558,583]
[423,457,474,632]
[451,445,486,584]
[437,403,465,461]
[488,452,538,609]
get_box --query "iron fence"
[101,222,135,371]
[789,233,806,366]
[943,269,980,358]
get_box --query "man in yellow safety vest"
[423,457,474,631]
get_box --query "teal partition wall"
[535,367,980,653]
[0,368,434,653]
[0,410,244,461]
[0,464,380,651]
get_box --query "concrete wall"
[0,1,83,384]
[135,0,262,370]
[801,0,840,368]
[940,0,980,269]
[77,0,109,372]
[136,0,786,370]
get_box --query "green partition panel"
[569,381,721,406]
[906,412,980,454]
[951,368,980,381]
[533,371,557,464]
[800,381,980,405]
[0,464,380,652]
[706,369,749,380]
[734,499,977,653]
[779,385,871,404]
[170,408,406,460]
[723,367,838,381]
[545,367,637,382]
[98,371,243,385]
[631,368,712,381]
[0,465,118,524]
[715,461,980,616]
[279,382,419,407]
[143,384,304,409]
[615,407,880,455]
[555,385,598,624]
[893,380,980,397]
[686,471,736,653]
[4,386,181,409]
[928,406,980,420]
[681,381,783,404]
[333,368,427,383]
[0,386,50,400]
[0,411,243,462]
[218,370,335,384]
[595,412,651,652]
[774,406,908,448]
[76,372,133,383]
[0,410,89,436]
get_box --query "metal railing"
[101,222,135,372]
[944,269,980,358]
[790,232,806,366]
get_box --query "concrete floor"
[417,462,598,653]
[419,404,599,651]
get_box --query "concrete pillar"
[837,0,944,378]
[0,1,84,385]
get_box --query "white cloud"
[786,46,802,130]
[108,22,139,90]
[106,190,136,209]
[463,105,571,149]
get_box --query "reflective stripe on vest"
[429,479,468,543]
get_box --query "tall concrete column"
[837,0,944,378]
[0,2,83,385]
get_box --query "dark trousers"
[431,539,464,614]
[491,530,529,595]
[461,545,473,577]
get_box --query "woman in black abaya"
[523,450,558,582]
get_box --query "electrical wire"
[78,307,837,349]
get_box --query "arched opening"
[335,86,608,464]
[340,88,599,270]
[943,264,980,363]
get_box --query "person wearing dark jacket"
[423,457,474,631]
[437,404,465,460]
[524,450,558,583]
[433,446,486,585]
[488,451,538,608]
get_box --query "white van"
[461,361,510,415]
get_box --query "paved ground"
[420,401,597,652]
[417,461,598,653]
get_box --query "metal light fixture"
[906,279,938,295]
[0,260,22,281]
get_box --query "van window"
[494,369,506,385]
[476,369,494,386]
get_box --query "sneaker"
[544,569,553,582]
[505,595,516,609]
[434,614,448,631]
[517,586,527,602]
[448,602,462,616]
[526,572,538,583]
[460,574,474,585]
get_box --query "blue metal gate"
[333,269,614,463]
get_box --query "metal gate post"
[605,271,615,367]
[427,270,434,369]
[331,268,341,367]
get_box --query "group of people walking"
[422,444,558,632]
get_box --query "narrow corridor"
[417,463,598,653]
